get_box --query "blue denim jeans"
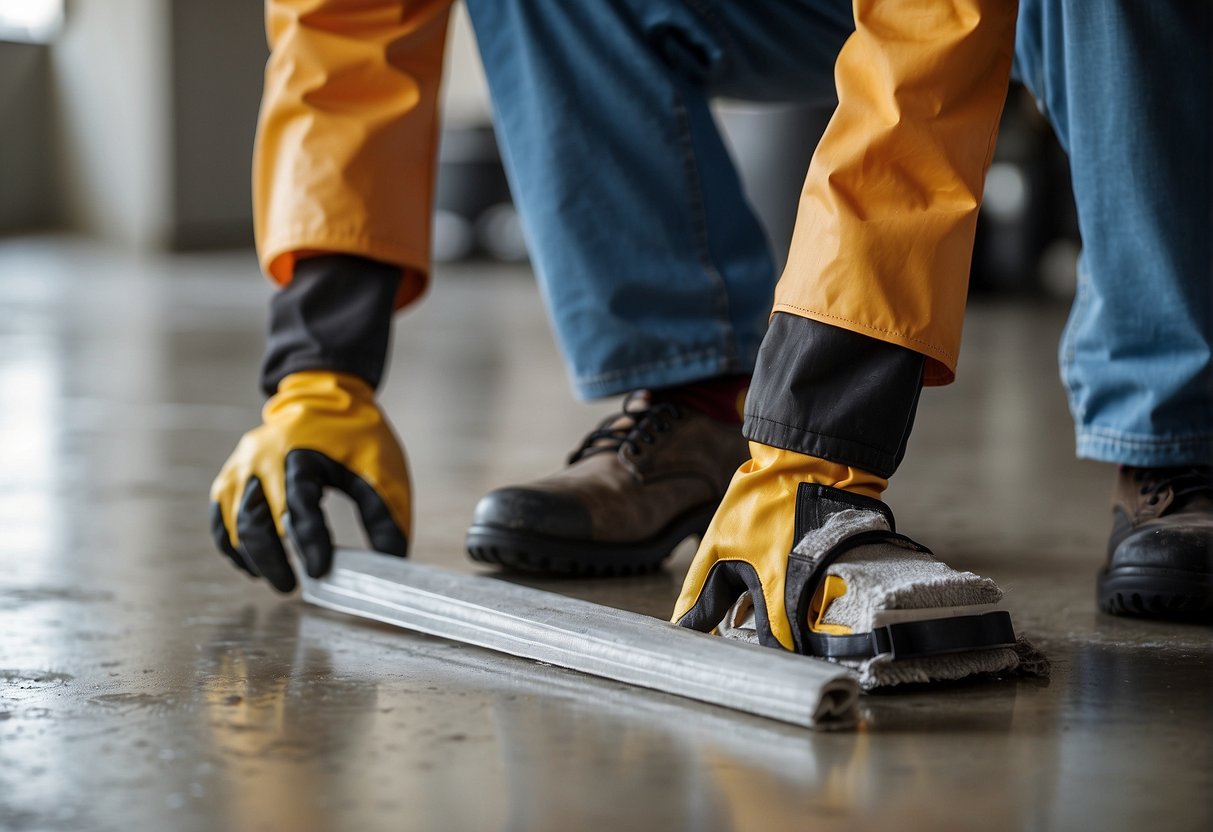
[464,0,853,399]
[467,0,1212,466]
[1013,0,1213,466]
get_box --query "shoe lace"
[1132,466,1213,507]
[567,391,683,464]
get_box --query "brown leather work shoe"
[1099,465,1213,619]
[466,391,749,576]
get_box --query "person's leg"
[463,0,852,398]
[1014,0,1213,617]
[1014,0,1213,466]
[463,0,855,574]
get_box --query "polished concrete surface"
[1,236,1209,832]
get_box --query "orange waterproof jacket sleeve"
[776,0,1019,385]
[254,0,454,309]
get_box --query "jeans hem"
[573,345,758,400]
[1075,429,1213,467]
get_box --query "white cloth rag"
[719,508,1047,689]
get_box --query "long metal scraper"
[299,548,860,729]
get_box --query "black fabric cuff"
[260,255,401,396]
[743,313,925,478]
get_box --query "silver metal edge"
[299,550,859,729]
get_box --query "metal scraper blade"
[298,548,860,730]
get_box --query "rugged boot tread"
[1097,567,1213,620]
[1101,466,1213,621]
[467,504,715,576]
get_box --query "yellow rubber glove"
[672,441,885,651]
[210,371,412,592]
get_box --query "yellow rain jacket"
[254,0,1017,383]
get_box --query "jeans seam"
[1078,426,1213,446]
[1058,258,1091,423]
[1076,431,1213,466]
[670,90,741,371]
[576,347,728,386]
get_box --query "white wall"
[49,0,170,248]
[442,5,491,128]
[0,1,489,246]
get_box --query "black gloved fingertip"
[252,549,296,593]
[285,514,333,579]
[210,501,257,577]
[237,477,297,593]
[677,561,759,635]
[369,524,408,559]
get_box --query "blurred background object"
[0,0,63,42]
[0,0,1078,297]
[971,91,1081,299]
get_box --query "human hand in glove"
[671,441,886,651]
[210,370,412,592]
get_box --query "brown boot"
[1099,465,1213,619]
[466,391,749,576]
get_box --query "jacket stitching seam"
[772,304,956,362]
[745,414,896,459]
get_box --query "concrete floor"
[1,236,1209,832]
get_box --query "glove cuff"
[260,254,401,396]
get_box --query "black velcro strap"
[803,611,1017,660]
[793,482,895,540]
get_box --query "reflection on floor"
[0,236,1208,832]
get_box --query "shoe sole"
[466,504,717,577]
[1098,566,1213,620]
